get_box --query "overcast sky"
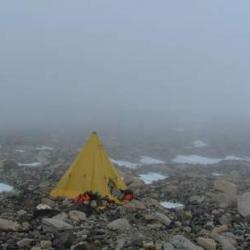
[0,1,250,130]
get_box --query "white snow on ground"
[160,201,184,209]
[18,162,42,167]
[212,172,224,177]
[224,155,250,161]
[111,159,138,169]
[35,146,53,151]
[172,154,250,165]
[15,149,25,153]
[140,156,165,165]
[112,156,165,169]
[139,172,168,184]
[172,155,222,165]
[193,140,208,148]
[0,183,13,193]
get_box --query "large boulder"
[0,218,20,231]
[237,192,250,217]
[214,180,237,195]
[107,218,131,232]
[169,235,203,250]
[42,218,73,231]
[214,180,237,207]
[211,232,236,250]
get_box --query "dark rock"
[53,231,76,250]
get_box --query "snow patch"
[172,155,222,165]
[112,156,165,169]
[0,183,13,193]
[36,204,51,210]
[15,149,25,153]
[193,140,207,148]
[35,146,53,151]
[212,172,224,177]
[224,155,250,161]
[172,154,250,165]
[18,162,42,167]
[140,156,165,165]
[139,172,168,184]
[111,159,137,169]
[160,201,184,209]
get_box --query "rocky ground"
[1,145,250,249]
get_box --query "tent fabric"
[50,132,127,200]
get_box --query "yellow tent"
[50,132,127,200]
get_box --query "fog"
[1,1,250,133]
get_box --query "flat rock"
[68,210,86,222]
[52,212,68,221]
[219,214,232,225]
[0,218,20,231]
[142,198,163,209]
[212,224,229,234]
[214,180,238,207]
[41,198,56,207]
[123,200,146,211]
[40,240,52,249]
[17,209,27,216]
[155,212,171,226]
[163,243,175,250]
[169,235,203,250]
[17,238,35,248]
[107,218,131,232]
[214,180,237,195]
[211,232,236,250]
[213,193,236,208]
[42,218,73,231]
[197,237,216,250]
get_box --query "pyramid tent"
[50,132,127,200]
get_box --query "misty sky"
[1,1,250,130]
